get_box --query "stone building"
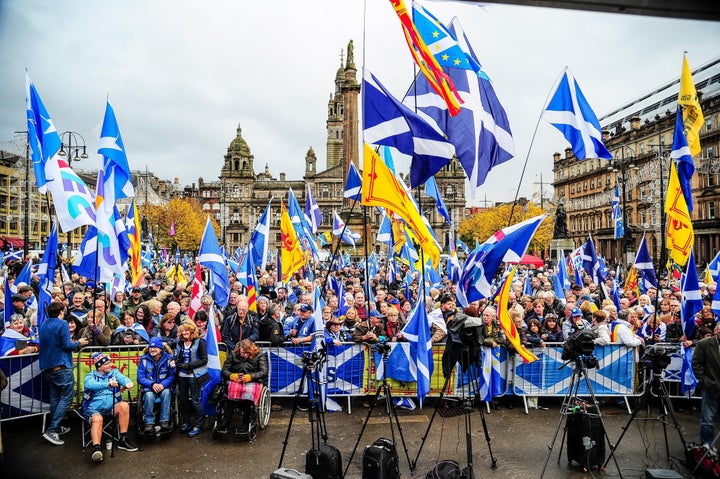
[552,55,720,267]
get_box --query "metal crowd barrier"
[0,353,48,422]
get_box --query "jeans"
[700,389,720,445]
[143,388,171,425]
[44,368,75,434]
[177,376,203,427]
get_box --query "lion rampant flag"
[496,265,538,364]
[624,266,640,299]
[280,202,305,282]
[665,162,694,267]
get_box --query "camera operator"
[562,308,591,340]
[440,293,481,379]
[691,323,720,449]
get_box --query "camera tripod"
[278,349,331,469]
[343,344,412,478]
[412,348,497,479]
[604,358,688,468]
[539,355,623,479]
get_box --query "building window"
[571,184,575,194]
[707,145,714,159]
[708,173,716,187]
[590,179,595,189]
[639,144,645,154]
[706,117,714,131]
[322,184,329,198]
[710,202,716,219]
[445,184,456,199]
[233,185,239,198]
[606,174,611,186]
[583,181,588,191]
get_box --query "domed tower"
[305,147,317,176]
[221,124,255,179]
[326,49,345,170]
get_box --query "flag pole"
[320,197,359,295]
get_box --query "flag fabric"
[376,211,393,245]
[400,295,433,405]
[680,345,698,394]
[708,251,720,281]
[612,185,624,239]
[73,204,131,283]
[624,266,640,299]
[280,202,305,282]
[634,236,658,291]
[344,163,362,201]
[35,222,58,328]
[447,231,460,284]
[424,176,451,224]
[678,53,704,158]
[456,215,546,306]
[304,185,323,234]
[126,199,143,287]
[388,0,462,116]
[96,101,134,207]
[237,247,259,313]
[496,266,538,363]
[541,68,612,160]
[288,188,319,258]
[712,277,720,319]
[249,199,271,271]
[581,235,606,284]
[553,267,566,301]
[198,218,230,308]
[681,250,702,339]
[670,107,696,212]
[201,305,222,415]
[455,237,469,255]
[3,278,13,326]
[363,70,456,188]
[188,263,204,320]
[169,221,175,237]
[15,260,33,287]
[362,144,441,267]
[665,162,694,267]
[405,13,514,191]
[3,246,23,263]
[25,73,95,231]
[332,210,360,248]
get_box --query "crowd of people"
[1,251,719,459]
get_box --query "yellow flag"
[280,202,305,282]
[496,266,538,364]
[665,162,694,266]
[624,266,640,299]
[361,144,441,267]
[678,54,704,157]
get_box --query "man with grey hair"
[692,323,720,450]
[259,302,285,346]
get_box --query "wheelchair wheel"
[257,386,270,430]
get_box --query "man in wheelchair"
[215,339,268,438]
[83,352,138,462]
[137,337,176,435]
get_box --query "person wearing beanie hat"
[137,336,176,434]
[83,352,138,460]
[39,301,89,446]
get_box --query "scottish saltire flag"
[405,13,514,192]
[523,273,533,296]
[201,305,222,415]
[581,235,606,284]
[456,215,546,306]
[198,218,229,308]
[708,251,720,281]
[387,257,397,283]
[553,267,566,301]
[3,279,12,326]
[74,204,131,283]
[679,346,698,394]
[368,252,380,278]
[455,237,469,255]
[237,246,259,313]
[308,287,341,412]
[35,222,58,328]
[25,73,95,231]
[376,211,393,245]
[344,163,362,201]
[670,107,695,212]
[332,210,360,248]
[15,260,33,286]
[304,185,322,234]
[712,278,720,319]
[681,250,702,338]
[634,236,658,292]
[97,101,134,207]
[447,231,460,284]
[612,185,624,239]
[478,347,495,401]
[542,68,612,160]
[3,246,23,263]
[424,176,451,224]
[399,296,433,404]
[288,188,319,258]
[363,70,456,188]
[248,199,271,271]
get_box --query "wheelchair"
[212,383,270,442]
[134,386,178,445]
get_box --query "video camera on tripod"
[561,329,598,369]
[640,342,680,372]
[300,346,327,369]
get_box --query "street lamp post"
[608,147,639,267]
[58,131,89,259]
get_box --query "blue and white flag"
[198,218,229,308]
[3,279,12,326]
[553,261,568,301]
[399,296,433,405]
[201,305,222,415]
[304,185,322,234]
[634,236,658,292]
[363,69,456,188]
[15,259,33,286]
[581,235,606,284]
[455,237,469,255]
[447,231,460,284]
[343,163,362,201]
[681,250,702,339]
[35,222,58,328]
[405,13,514,193]
[424,176,451,224]
[249,199,271,270]
[368,252,380,279]
[73,204,131,283]
[288,188,319,258]
[332,210,360,248]
[542,68,611,160]
[708,251,720,281]
[376,211,393,245]
[680,345,698,394]
[457,215,546,306]
[97,101,134,207]
[611,185,624,239]
[3,246,23,263]
[523,273,533,297]
[670,107,695,212]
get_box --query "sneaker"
[58,426,71,435]
[91,446,103,463]
[117,438,138,452]
[43,431,65,446]
[187,426,201,437]
[179,422,192,433]
[159,422,170,433]
[143,424,155,434]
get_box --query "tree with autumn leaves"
[457,202,554,255]
[141,198,220,252]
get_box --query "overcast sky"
[1,0,719,207]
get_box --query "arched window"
[233,185,239,198]
[234,160,239,171]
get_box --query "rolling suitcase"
[305,443,342,479]
[362,438,400,479]
[271,468,313,479]
[566,407,605,471]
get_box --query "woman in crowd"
[399,299,412,324]
[79,310,112,347]
[175,321,208,437]
[384,307,404,342]
[153,313,178,350]
[324,316,348,346]
[0,314,39,356]
[541,314,564,343]
[135,304,154,339]
[111,311,150,346]
[526,318,545,348]
[67,315,83,342]
[340,306,359,339]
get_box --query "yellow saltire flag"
[665,162,694,266]
[362,144,441,267]
[496,265,538,364]
[678,54,704,157]
[624,266,640,299]
[704,266,714,286]
[280,202,305,282]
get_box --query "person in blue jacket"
[137,337,176,434]
[83,352,138,462]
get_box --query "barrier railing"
[0,353,48,422]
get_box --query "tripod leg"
[411,375,452,470]
[467,363,497,469]
[555,369,581,465]
[580,369,623,479]
[278,367,309,469]
[539,370,577,479]
[658,378,688,453]
[342,382,385,479]
[384,385,413,474]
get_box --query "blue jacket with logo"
[137,347,175,392]
[83,368,132,414]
